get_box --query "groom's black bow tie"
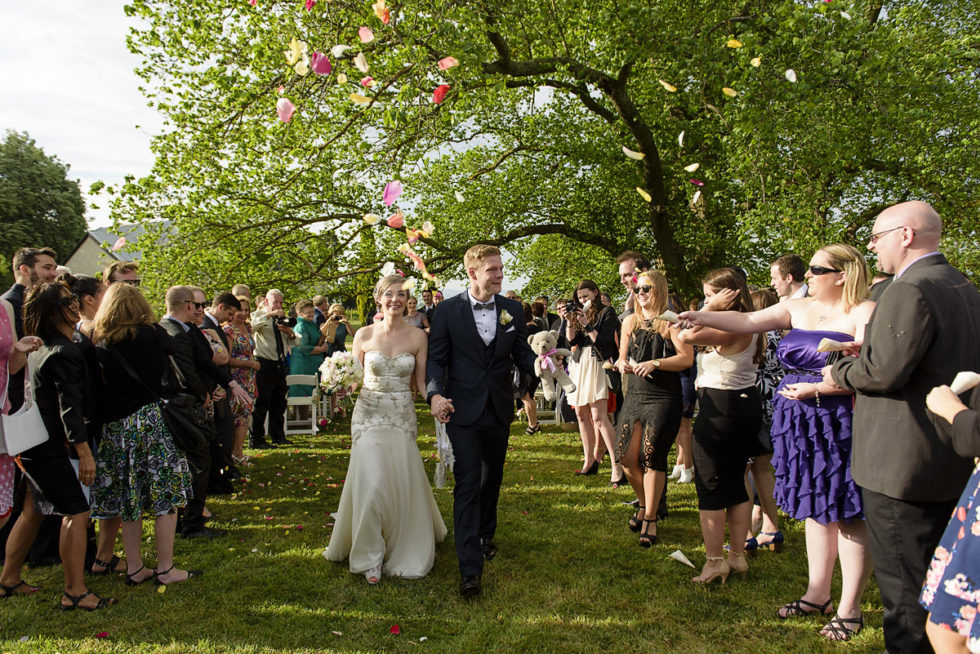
[474,302,495,311]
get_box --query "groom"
[426,244,537,598]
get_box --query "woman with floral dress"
[223,296,258,464]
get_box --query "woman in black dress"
[615,271,693,546]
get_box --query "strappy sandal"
[821,614,863,641]
[60,590,117,611]
[154,565,203,586]
[638,518,658,548]
[628,505,645,533]
[524,423,541,435]
[0,580,40,598]
[90,554,125,576]
[365,566,382,585]
[125,565,154,586]
[777,597,834,620]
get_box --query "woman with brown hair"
[89,282,196,587]
[224,296,258,465]
[615,271,693,546]
[680,245,875,641]
[565,280,622,483]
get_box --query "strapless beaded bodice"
[351,351,417,440]
[361,351,415,393]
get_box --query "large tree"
[115,0,979,301]
[0,131,87,287]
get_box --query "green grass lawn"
[0,404,885,653]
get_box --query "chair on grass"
[284,374,319,435]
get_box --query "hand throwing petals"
[276,97,296,122]
[437,56,459,70]
[311,52,332,75]
[636,187,652,202]
[353,52,369,74]
[658,79,678,93]
[363,213,382,225]
[683,163,700,172]
[622,146,645,160]
[383,180,403,207]
[358,26,374,43]
[433,84,450,104]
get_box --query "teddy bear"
[527,330,576,402]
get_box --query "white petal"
[678,131,685,148]
[331,44,351,59]
[683,163,700,173]
[622,146,646,160]
[785,69,797,83]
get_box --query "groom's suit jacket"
[426,293,537,427]
[832,254,980,502]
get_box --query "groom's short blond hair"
[463,244,501,270]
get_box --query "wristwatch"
[652,360,661,369]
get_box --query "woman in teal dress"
[289,300,326,397]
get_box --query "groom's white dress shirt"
[468,291,496,346]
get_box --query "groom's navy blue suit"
[426,292,537,578]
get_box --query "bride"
[324,275,447,584]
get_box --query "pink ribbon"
[538,348,559,373]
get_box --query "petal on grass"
[722,86,737,97]
[390,625,401,635]
[726,39,742,48]
[750,56,761,67]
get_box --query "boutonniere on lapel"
[499,310,513,326]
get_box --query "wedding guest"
[770,254,808,301]
[224,297,259,465]
[517,302,542,435]
[202,292,242,484]
[566,280,623,484]
[0,282,116,610]
[868,271,894,302]
[313,295,328,329]
[920,382,980,654]
[325,304,353,356]
[289,300,327,408]
[420,288,437,322]
[433,291,444,305]
[826,201,980,653]
[231,284,251,305]
[103,261,140,286]
[615,271,693,546]
[683,246,875,639]
[90,282,197,586]
[404,296,430,330]
[677,268,763,584]
[251,289,299,447]
[616,250,651,318]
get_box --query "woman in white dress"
[324,275,447,584]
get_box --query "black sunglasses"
[186,300,206,309]
[634,285,654,294]
[809,265,842,276]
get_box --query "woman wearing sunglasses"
[614,271,693,547]
[679,244,875,642]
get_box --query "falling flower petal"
[401,278,416,292]
[678,131,685,148]
[111,236,127,251]
[406,228,421,244]
[304,0,315,9]
[157,584,167,593]
[438,56,459,70]
[277,85,285,94]
[622,146,645,160]
[689,178,705,187]
[361,76,375,88]
[358,26,374,43]
[380,261,396,276]
[840,10,852,19]
[363,213,382,225]
[386,211,404,228]
[683,163,700,173]
[750,56,761,67]
[337,73,348,84]
[372,0,387,20]
[722,86,737,97]
[636,187,652,202]
[285,38,308,65]
[294,57,310,76]
[785,68,797,83]
[249,0,256,5]
[331,44,351,59]
[390,625,401,635]
[692,189,702,205]
[726,39,743,48]
[311,52,332,75]
[658,79,677,93]
[398,243,429,275]
[350,93,371,104]
[383,180,403,206]
[332,631,343,636]
[420,220,434,237]
[276,97,296,122]
[454,190,465,202]
[353,52,369,74]
[433,84,450,104]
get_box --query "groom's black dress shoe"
[459,574,482,598]
[480,538,497,561]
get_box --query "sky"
[0,1,160,228]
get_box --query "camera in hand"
[564,299,581,315]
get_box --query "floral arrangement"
[318,351,364,395]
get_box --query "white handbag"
[0,353,50,456]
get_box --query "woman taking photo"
[0,282,116,610]
[566,280,622,483]
[90,282,196,586]
[680,245,874,641]
[677,268,762,585]
[224,296,258,465]
[324,304,353,356]
[615,271,693,547]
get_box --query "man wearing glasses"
[103,261,141,286]
[825,201,980,654]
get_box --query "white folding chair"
[534,381,560,426]
[284,374,318,435]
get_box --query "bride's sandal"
[365,566,382,585]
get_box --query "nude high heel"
[692,556,729,585]
[727,551,748,579]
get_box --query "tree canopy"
[0,130,87,287]
[115,0,980,302]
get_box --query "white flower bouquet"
[318,351,364,395]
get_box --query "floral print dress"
[224,322,256,427]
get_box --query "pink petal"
[310,52,332,76]
[405,228,420,244]
[249,0,256,5]
[381,7,390,24]
[360,76,375,87]
[387,212,404,228]
[304,0,315,9]
[437,56,459,70]
[382,180,403,207]
[433,84,450,104]
[390,625,401,635]
[277,85,285,94]
[688,178,705,187]
[358,26,374,43]
[96,632,108,639]
[111,236,127,252]
[276,97,296,123]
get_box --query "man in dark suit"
[426,245,537,598]
[826,201,980,654]
[201,291,245,486]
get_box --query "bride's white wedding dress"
[324,351,447,578]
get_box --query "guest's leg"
[750,455,780,534]
[725,500,752,556]
[590,401,622,481]
[622,422,644,501]
[793,519,837,609]
[925,617,970,654]
[0,487,44,587]
[574,405,596,471]
[832,519,871,621]
[675,417,693,468]
[232,422,248,461]
[269,369,289,442]
[447,423,484,578]
[521,394,538,428]
[121,518,154,582]
[61,511,91,598]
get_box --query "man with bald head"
[825,201,980,653]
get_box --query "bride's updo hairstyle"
[374,274,409,316]
[818,243,869,312]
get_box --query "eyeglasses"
[808,265,842,276]
[186,300,206,309]
[868,225,910,245]
[60,293,80,307]
[634,285,653,294]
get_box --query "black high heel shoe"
[638,518,658,548]
[628,505,645,532]
[575,461,599,476]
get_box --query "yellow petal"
[722,87,738,97]
[363,213,381,224]
[420,220,435,237]
[372,0,387,20]
[750,57,761,68]
[350,93,371,105]
[658,79,677,93]
[622,146,645,160]
[726,39,742,49]
[402,278,417,292]
[684,163,700,173]
[294,59,309,76]
[337,73,348,84]
[636,187,652,202]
